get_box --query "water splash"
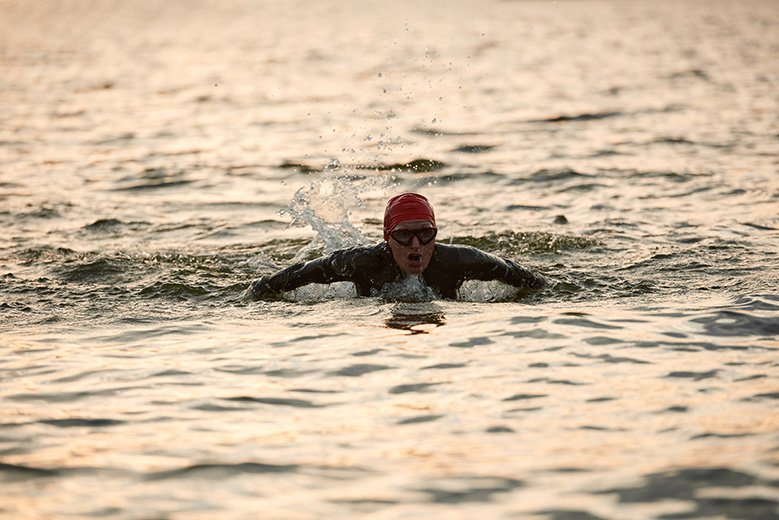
[283,281,359,302]
[378,275,438,302]
[282,159,387,262]
[459,280,523,302]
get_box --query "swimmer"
[248,192,545,300]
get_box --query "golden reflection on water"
[2,0,779,517]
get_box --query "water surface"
[1,0,778,518]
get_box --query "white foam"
[378,274,439,302]
[282,159,388,262]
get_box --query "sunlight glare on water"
[1,0,778,518]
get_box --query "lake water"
[1,0,778,518]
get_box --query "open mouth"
[408,253,422,264]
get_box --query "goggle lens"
[390,228,437,246]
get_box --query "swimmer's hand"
[246,276,278,301]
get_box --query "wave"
[529,111,624,123]
[594,467,778,518]
[506,167,591,184]
[450,144,497,154]
[55,258,127,282]
[138,281,212,299]
[145,462,301,480]
[222,396,325,408]
[0,462,61,480]
[448,230,601,256]
[690,309,779,337]
[39,418,124,428]
[368,158,447,173]
[81,218,151,233]
[414,476,525,504]
[277,158,448,174]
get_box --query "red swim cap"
[383,193,436,240]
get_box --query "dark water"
[1,0,778,518]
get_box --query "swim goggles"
[389,227,438,246]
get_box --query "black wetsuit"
[249,242,544,300]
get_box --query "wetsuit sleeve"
[458,246,545,290]
[248,249,364,300]
[500,258,546,289]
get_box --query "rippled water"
[2,0,778,518]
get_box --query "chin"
[401,261,429,275]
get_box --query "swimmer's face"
[387,219,436,275]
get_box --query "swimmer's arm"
[247,252,356,300]
[501,258,546,290]
[460,247,545,290]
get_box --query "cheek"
[388,242,404,263]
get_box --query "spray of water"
[282,159,389,263]
[458,279,522,302]
[378,274,438,302]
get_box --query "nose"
[408,235,422,248]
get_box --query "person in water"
[248,192,545,300]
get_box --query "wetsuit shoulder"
[328,243,389,275]
[425,243,545,296]
[430,243,503,271]
[329,242,398,296]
